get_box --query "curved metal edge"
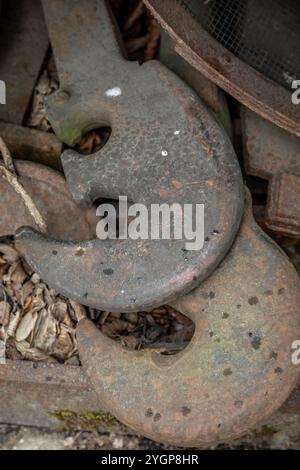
[76,189,300,446]
[144,0,300,138]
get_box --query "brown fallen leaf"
[15,310,38,343]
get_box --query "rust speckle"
[234,400,243,408]
[248,296,259,305]
[145,408,154,418]
[181,406,191,416]
[171,179,183,189]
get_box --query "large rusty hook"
[15,0,243,312]
[76,192,300,446]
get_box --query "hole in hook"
[75,127,112,155]
[89,305,195,355]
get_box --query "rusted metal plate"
[15,0,244,313]
[242,107,300,237]
[144,0,300,138]
[160,31,232,138]
[0,360,106,429]
[0,0,49,124]
[0,160,95,241]
[77,192,300,447]
[0,122,63,171]
[242,108,300,179]
[266,174,300,237]
[281,383,300,415]
[0,359,299,430]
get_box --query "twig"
[0,136,16,175]
[0,136,47,233]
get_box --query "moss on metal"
[49,409,119,431]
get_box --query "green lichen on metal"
[49,409,118,430]
[52,122,82,147]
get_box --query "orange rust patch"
[171,179,183,189]
[206,179,216,188]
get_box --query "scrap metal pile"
[0,0,300,448]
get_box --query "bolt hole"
[91,305,195,355]
[75,127,112,155]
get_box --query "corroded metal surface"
[144,0,300,138]
[0,360,106,429]
[0,359,299,430]
[242,108,300,237]
[0,122,63,171]
[15,0,244,312]
[0,0,49,124]
[0,161,94,241]
[266,174,300,237]
[160,31,232,138]
[77,193,300,447]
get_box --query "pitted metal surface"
[76,192,300,446]
[15,0,243,312]
[0,0,49,124]
[242,108,300,237]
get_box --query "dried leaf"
[22,282,35,304]
[33,308,58,352]
[0,262,8,278]
[14,340,49,361]
[30,273,40,285]
[15,310,38,342]
[6,310,21,337]
[69,300,87,322]
[0,325,6,342]
[0,243,20,264]
[62,311,74,328]
[24,296,33,310]
[124,312,138,324]
[10,262,27,286]
[101,318,135,338]
[0,300,11,326]
[43,286,56,306]
[29,296,45,314]
[50,301,67,322]
[53,324,76,361]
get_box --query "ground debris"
[0,239,79,363]
[0,238,194,363]
[26,55,59,132]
